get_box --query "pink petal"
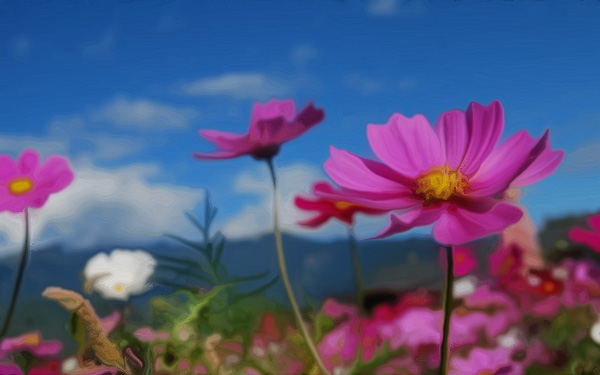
[271,102,325,144]
[17,149,40,175]
[569,228,600,252]
[459,100,504,176]
[324,146,412,194]
[34,156,74,194]
[198,129,251,151]
[511,138,564,187]
[433,203,523,245]
[250,99,296,126]
[367,114,443,178]
[192,150,251,160]
[436,109,469,170]
[469,130,550,197]
[371,206,443,239]
[452,246,478,276]
[0,155,18,181]
[249,117,287,143]
[589,213,600,233]
[313,182,417,211]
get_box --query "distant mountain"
[0,211,596,354]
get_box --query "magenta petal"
[433,203,523,245]
[17,149,40,175]
[511,134,564,187]
[193,150,250,160]
[273,102,325,143]
[371,206,443,239]
[0,155,18,181]
[249,117,287,143]
[198,129,251,151]
[325,146,412,194]
[34,156,75,194]
[436,109,469,170]
[459,100,504,176]
[469,130,549,197]
[313,180,416,210]
[569,228,600,252]
[250,99,296,126]
[589,213,600,233]
[367,114,443,178]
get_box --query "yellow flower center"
[9,177,34,195]
[416,166,469,204]
[114,283,124,293]
[334,201,355,210]
[21,333,41,347]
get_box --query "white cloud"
[291,44,318,68]
[221,163,349,240]
[82,29,116,58]
[0,161,204,251]
[343,74,418,94]
[11,35,32,61]
[368,0,398,16]
[180,73,290,100]
[343,74,384,94]
[93,96,200,130]
[367,0,428,17]
[564,141,600,174]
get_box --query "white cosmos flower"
[453,276,478,298]
[83,248,156,301]
[591,317,600,345]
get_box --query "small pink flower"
[0,149,74,212]
[295,182,387,227]
[439,246,478,277]
[0,331,62,361]
[569,212,600,252]
[193,99,324,160]
[322,100,563,244]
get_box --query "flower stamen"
[416,166,469,204]
[9,177,34,195]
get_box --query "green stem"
[440,245,454,375]
[266,158,331,375]
[347,227,365,309]
[0,208,30,338]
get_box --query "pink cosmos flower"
[193,99,325,160]
[569,212,600,252]
[0,331,62,361]
[295,182,387,227]
[321,100,563,244]
[0,149,74,212]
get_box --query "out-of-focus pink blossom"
[295,181,387,228]
[0,331,62,361]
[193,99,324,160]
[321,100,563,244]
[569,212,600,252]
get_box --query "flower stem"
[348,227,365,309]
[266,158,331,375]
[440,245,454,375]
[0,208,30,339]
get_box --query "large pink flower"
[321,100,563,244]
[193,99,325,160]
[0,149,74,212]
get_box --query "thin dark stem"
[0,208,30,338]
[347,226,365,309]
[265,158,331,375]
[440,245,454,375]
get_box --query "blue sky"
[1,0,600,248]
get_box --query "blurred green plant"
[155,192,278,300]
